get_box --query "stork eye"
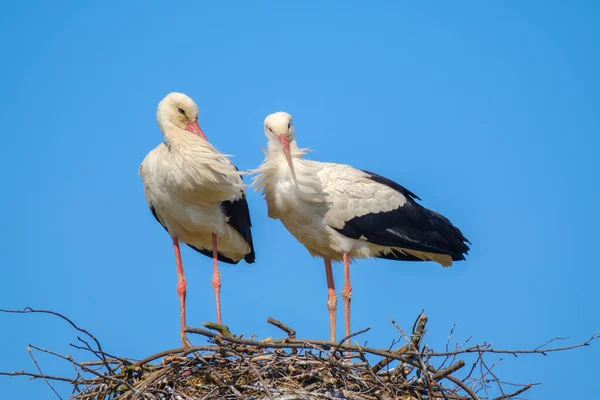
[288,123,291,129]
[177,108,186,115]
[268,127,274,133]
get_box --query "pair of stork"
[140,93,470,347]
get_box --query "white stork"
[253,112,469,343]
[139,92,255,346]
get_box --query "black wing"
[221,191,255,263]
[332,170,470,261]
[221,165,255,263]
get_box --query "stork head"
[264,111,295,178]
[156,92,206,139]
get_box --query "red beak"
[279,134,296,181]
[185,120,207,140]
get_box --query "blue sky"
[1,1,598,398]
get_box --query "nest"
[1,308,598,400]
[74,316,483,400]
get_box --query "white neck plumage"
[267,139,307,161]
[252,139,310,190]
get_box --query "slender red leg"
[324,258,337,342]
[211,234,222,325]
[172,237,187,348]
[341,253,352,343]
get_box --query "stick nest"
[1,308,598,400]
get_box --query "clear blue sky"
[1,1,598,398]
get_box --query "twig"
[431,361,465,381]
[29,344,76,365]
[492,383,536,400]
[247,361,273,400]
[371,314,427,374]
[445,374,481,400]
[481,357,504,397]
[411,314,428,349]
[134,345,218,367]
[0,308,111,371]
[391,319,438,398]
[0,371,74,383]
[27,345,64,399]
[427,331,599,357]
[534,336,569,351]
[333,327,371,354]
[267,317,296,339]
[371,345,408,373]
[203,322,233,337]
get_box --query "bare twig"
[425,332,599,357]
[492,384,537,400]
[431,360,465,381]
[248,361,273,400]
[267,317,296,339]
[0,308,110,367]
[371,344,408,373]
[411,314,428,349]
[0,371,75,383]
[333,327,371,354]
[27,345,64,399]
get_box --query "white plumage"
[253,111,469,342]
[140,131,250,261]
[139,92,255,346]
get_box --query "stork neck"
[268,139,301,158]
[160,122,194,147]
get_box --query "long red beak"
[185,120,207,140]
[279,134,296,181]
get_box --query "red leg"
[341,253,352,343]
[211,234,222,325]
[172,237,187,348]
[324,258,337,342]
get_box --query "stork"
[139,92,255,346]
[252,112,469,343]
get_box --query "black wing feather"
[363,169,422,201]
[221,192,255,263]
[223,166,255,263]
[187,244,240,264]
[332,170,470,261]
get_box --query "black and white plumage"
[139,92,254,346]
[253,111,469,342]
[333,170,468,265]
